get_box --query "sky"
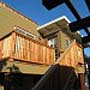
[2,0,90,56]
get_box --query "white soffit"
[37,16,71,30]
[37,16,81,37]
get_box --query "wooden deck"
[0,31,55,65]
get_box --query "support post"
[79,74,85,90]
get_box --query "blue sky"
[2,0,90,56]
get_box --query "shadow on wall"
[0,59,21,73]
[0,61,7,72]
[7,64,21,73]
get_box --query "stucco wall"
[0,2,39,38]
[57,31,71,51]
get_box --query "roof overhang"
[37,16,71,38]
[37,16,82,43]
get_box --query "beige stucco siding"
[0,3,39,38]
[59,31,71,51]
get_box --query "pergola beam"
[69,16,90,35]
[42,0,81,19]
[65,0,90,35]
[65,0,81,20]
[82,36,90,43]
[65,0,90,36]
[85,0,90,11]
[42,0,66,10]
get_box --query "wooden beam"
[65,0,90,36]
[82,36,90,43]
[79,74,85,90]
[65,0,81,20]
[42,0,66,10]
[69,16,90,34]
[42,0,81,19]
[83,43,90,48]
[85,0,90,11]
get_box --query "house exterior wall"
[43,29,82,59]
[0,2,40,39]
[45,31,72,51]
[57,31,82,52]
[58,31,71,51]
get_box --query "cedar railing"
[0,31,55,65]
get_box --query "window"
[48,36,60,60]
[15,26,36,39]
[48,37,58,48]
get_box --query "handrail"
[31,64,79,90]
[31,64,59,90]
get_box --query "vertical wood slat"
[27,39,30,61]
[19,36,22,59]
[0,39,3,59]
[0,32,55,65]
[0,33,15,59]
[10,32,16,58]
[42,46,46,64]
[2,37,8,57]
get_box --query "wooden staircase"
[31,64,81,90]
